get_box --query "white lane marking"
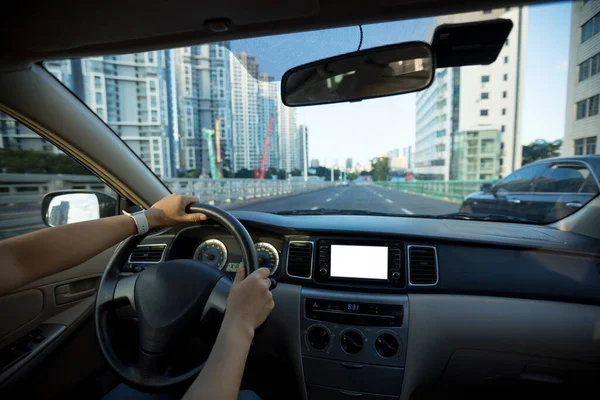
[311,206,319,210]
[402,208,414,215]
[385,199,393,204]
[326,198,332,202]
[378,194,383,197]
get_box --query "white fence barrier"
[0,174,333,237]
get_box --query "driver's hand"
[145,194,207,228]
[224,264,274,338]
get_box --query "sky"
[231,2,572,168]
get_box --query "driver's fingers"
[180,195,200,205]
[234,262,246,283]
[182,212,207,222]
[252,267,271,280]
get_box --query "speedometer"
[255,242,280,274]
[193,239,228,270]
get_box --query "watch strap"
[125,211,149,235]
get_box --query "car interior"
[1,1,600,399]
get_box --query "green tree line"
[0,148,92,175]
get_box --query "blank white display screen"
[330,245,388,280]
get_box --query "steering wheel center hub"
[135,259,223,353]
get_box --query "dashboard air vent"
[408,245,438,286]
[129,244,166,264]
[287,241,313,279]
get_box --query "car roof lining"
[1,0,545,71]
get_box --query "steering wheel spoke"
[202,277,231,319]
[114,273,139,311]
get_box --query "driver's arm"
[0,194,205,296]
[183,265,275,400]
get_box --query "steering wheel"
[95,203,259,390]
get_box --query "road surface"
[230,184,459,215]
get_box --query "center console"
[300,288,409,400]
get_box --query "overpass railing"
[0,174,332,238]
[376,180,497,203]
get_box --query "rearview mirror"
[42,191,118,227]
[281,42,434,106]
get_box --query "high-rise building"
[451,129,501,180]
[258,74,280,170]
[0,111,57,152]
[298,125,309,174]
[346,158,353,170]
[163,50,179,176]
[563,1,600,156]
[278,100,298,172]
[45,54,176,177]
[310,159,320,168]
[230,52,260,172]
[2,61,72,152]
[176,43,232,176]
[414,7,527,180]
[401,146,414,169]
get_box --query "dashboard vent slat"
[408,246,438,286]
[286,241,313,279]
[129,245,167,263]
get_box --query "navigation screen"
[330,245,388,280]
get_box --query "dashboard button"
[319,267,328,276]
[392,271,400,280]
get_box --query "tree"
[291,169,302,177]
[370,157,390,181]
[522,139,562,166]
[0,148,92,175]
[234,168,254,178]
[360,170,369,176]
[221,159,234,178]
[277,169,287,180]
[347,172,359,181]
[264,167,278,179]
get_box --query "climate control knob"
[307,325,330,350]
[375,333,399,358]
[340,330,363,354]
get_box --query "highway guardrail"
[376,180,497,203]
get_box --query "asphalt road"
[230,184,459,215]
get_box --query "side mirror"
[480,183,493,192]
[41,191,118,227]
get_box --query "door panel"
[0,245,114,387]
[0,289,44,340]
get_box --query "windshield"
[34,1,599,223]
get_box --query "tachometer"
[255,242,280,274]
[194,239,228,270]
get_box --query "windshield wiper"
[434,212,538,224]
[274,208,402,217]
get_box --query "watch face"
[123,205,144,214]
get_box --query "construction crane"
[202,127,219,179]
[254,113,274,179]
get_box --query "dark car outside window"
[534,164,598,193]
[494,164,545,193]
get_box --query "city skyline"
[1,2,581,177]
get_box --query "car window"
[0,112,115,240]
[534,164,596,193]
[494,165,545,193]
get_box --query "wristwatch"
[123,205,149,235]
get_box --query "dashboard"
[124,211,600,400]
